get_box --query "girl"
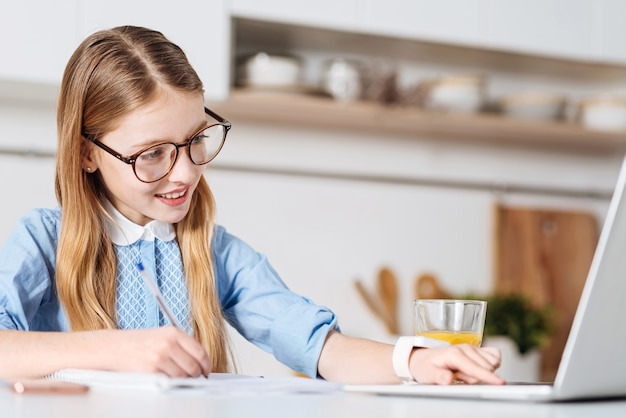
[0,26,503,385]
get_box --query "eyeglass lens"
[134,124,226,182]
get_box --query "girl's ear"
[81,139,98,173]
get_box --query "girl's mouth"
[156,188,189,207]
[157,189,187,199]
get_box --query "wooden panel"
[493,203,599,381]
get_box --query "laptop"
[346,154,626,402]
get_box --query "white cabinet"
[2,1,625,102]
[230,0,626,65]
[79,0,230,101]
[231,0,360,31]
[486,0,601,61]
[0,1,79,85]
[360,0,599,59]
[0,0,230,101]
[360,0,491,48]
[598,0,626,64]
[484,0,626,64]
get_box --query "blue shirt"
[0,208,338,377]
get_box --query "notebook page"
[45,369,342,394]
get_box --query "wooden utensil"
[354,280,383,323]
[354,267,400,335]
[414,273,452,300]
[377,267,399,335]
[354,279,396,335]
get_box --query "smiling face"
[82,90,207,226]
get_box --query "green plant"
[461,293,555,355]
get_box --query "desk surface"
[4,386,626,418]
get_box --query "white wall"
[0,98,58,242]
[210,165,499,376]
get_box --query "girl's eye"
[139,145,167,161]
[191,134,208,145]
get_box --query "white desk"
[3,386,626,418]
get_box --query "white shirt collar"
[103,199,176,245]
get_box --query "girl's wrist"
[392,336,451,382]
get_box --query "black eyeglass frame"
[82,107,231,183]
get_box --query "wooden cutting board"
[493,203,599,381]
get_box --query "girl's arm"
[317,330,504,385]
[0,327,211,380]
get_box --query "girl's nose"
[167,150,201,183]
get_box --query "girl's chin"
[159,208,191,224]
[156,213,187,225]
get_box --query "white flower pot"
[483,336,541,382]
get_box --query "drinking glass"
[414,299,487,346]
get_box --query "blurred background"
[2,0,626,381]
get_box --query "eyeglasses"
[83,107,231,183]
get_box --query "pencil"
[136,262,183,329]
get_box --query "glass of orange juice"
[414,299,487,347]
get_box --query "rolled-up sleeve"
[0,209,62,331]
[0,307,18,329]
[213,226,338,378]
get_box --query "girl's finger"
[441,346,505,385]
[176,335,212,377]
[455,345,498,371]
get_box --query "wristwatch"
[392,336,451,383]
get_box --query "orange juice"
[417,331,483,347]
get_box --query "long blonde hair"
[55,26,230,372]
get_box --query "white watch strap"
[392,336,451,383]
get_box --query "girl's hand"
[409,345,505,385]
[99,327,212,378]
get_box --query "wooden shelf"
[210,89,626,154]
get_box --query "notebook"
[346,154,626,402]
[44,369,341,394]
